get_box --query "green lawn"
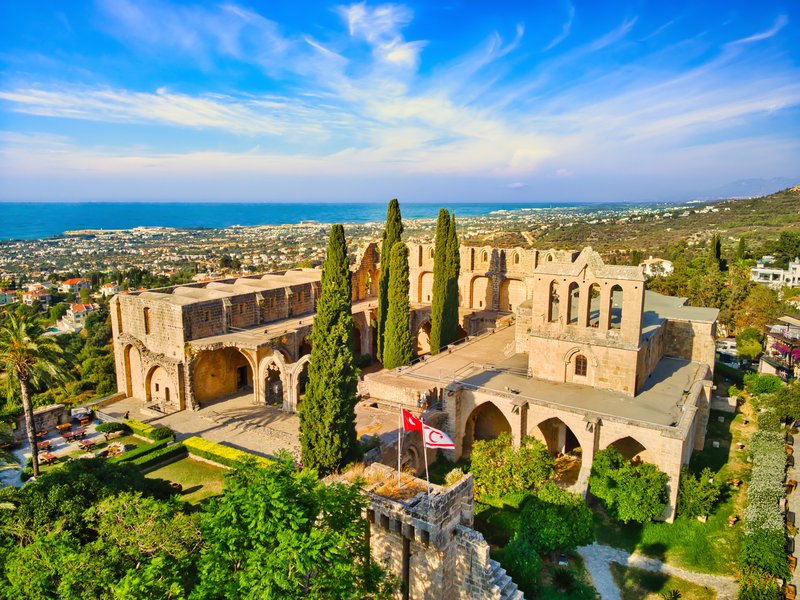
[609,562,716,600]
[145,457,226,505]
[34,434,148,474]
[592,407,754,575]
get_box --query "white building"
[750,256,800,289]
[100,282,120,297]
[59,277,91,295]
[0,290,17,305]
[639,256,674,277]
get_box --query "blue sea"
[0,201,643,241]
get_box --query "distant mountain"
[700,177,799,200]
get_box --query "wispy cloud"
[544,3,575,51]
[729,14,788,45]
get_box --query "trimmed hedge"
[125,420,175,442]
[96,422,132,435]
[109,439,171,464]
[183,436,272,469]
[131,443,187,470]
[756,409,781,433]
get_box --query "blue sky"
[0,1,798,202]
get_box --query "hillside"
[472,186,800,256]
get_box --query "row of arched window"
[548,281,624,330]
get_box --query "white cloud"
[729,15,788,46]
[544,4,575,51]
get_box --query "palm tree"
[0,310,69,477]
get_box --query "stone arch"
[469,275,492,309]
[536,416,582,487]
[299,335,312,357]
[194,346,255,405]
[567,282,580,325]
[123,344,143,399]
[548,280,560,323]
[563,346,597,384]
[258,351,289,407]
[607,436,651,463]
[499,278,525,312]
[145,364,175,408]
[418,272,434,303]
[402,444,421,473]
[481,250,489,264]
[609,284,623,330]
[587,283,601,328]
[292,354,311,411]
[461,401,511,457]
[416,320,432,356]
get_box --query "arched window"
[610,285,624,330]
[588,284,601,328]
[513,252,520,265]
[548,281,560,323]
[418,246,423,266]
[567,282,580,325]
[575,355,588,377]
[429,247,435,259]
[143,307,151,335]
[481,251,488,263]
[546,254,554,262]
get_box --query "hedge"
[125,420,175,442]
[131,443,187,470]
[183,436,272,469]
[109,439,171,464]
[756,409,781,433]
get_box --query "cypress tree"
[377,199,404,362]
[382,242,413,369]
[443,211,461,345]
[736,237,746,261]
[299,224,359,475]
[429,209,451,355]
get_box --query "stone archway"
[461,401,511,457]
[499,278,526,312]
[145,364,178,410]
[194,347,255,405]
[418,272,434,304]
[291,355,311,413]
[123,344,143,399]
[416,320,431,356]
[537,417,582,487]
[258,352,289,409]
[608,436,651,463]
[469,276,492,310]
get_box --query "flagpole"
[397,406,403,487]
[422,417,430,495]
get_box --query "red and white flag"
[402,408,422,432]
[421,423,455,449]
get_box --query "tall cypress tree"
[377,199,404,362]
[299,224,359,475]
[382,242,413,369]
[443,211,461,345]
[429,209,451,355]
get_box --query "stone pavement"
[102,392,403,462]
[578,543,738,600]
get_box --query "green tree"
[736,237,747,260]
[299,224,359,475]
[377,199,403,362]
[589,447,669,523]
[735,285,781,332]
[443,212,461,345]
[48,302,69,323]
[736,327,764,361]
[382,242,413,369]
[0,310,69,476]
[193,460,395,599]
[429,209,451,355]
[676,467,721,518]
[516,482,594,554]
[630,249,642,266]
[470,432,555,498]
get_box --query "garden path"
[578,543,738,600]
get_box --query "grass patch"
[145,456,226,505]
[609,562,716,599]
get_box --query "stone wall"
[664,319,716,369]
[16,404,66,438]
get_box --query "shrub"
[96,422,132,435]
[444,468,465,487]
[744,373,784,396]
[470,432,554,498]
[517,482,594,554]
[183,436,272,469]
[131,443,187,470]
[109,439,171,464]
[756,410,781,432]
[736,566,781,599]
[677,467,721,518]
[496,536,541,593]
[20,467,33,482]
[148,426,175,441]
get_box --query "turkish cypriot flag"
[421,423,455,449]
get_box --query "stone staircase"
[489,559,525,600]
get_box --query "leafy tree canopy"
[470,432,555,498]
